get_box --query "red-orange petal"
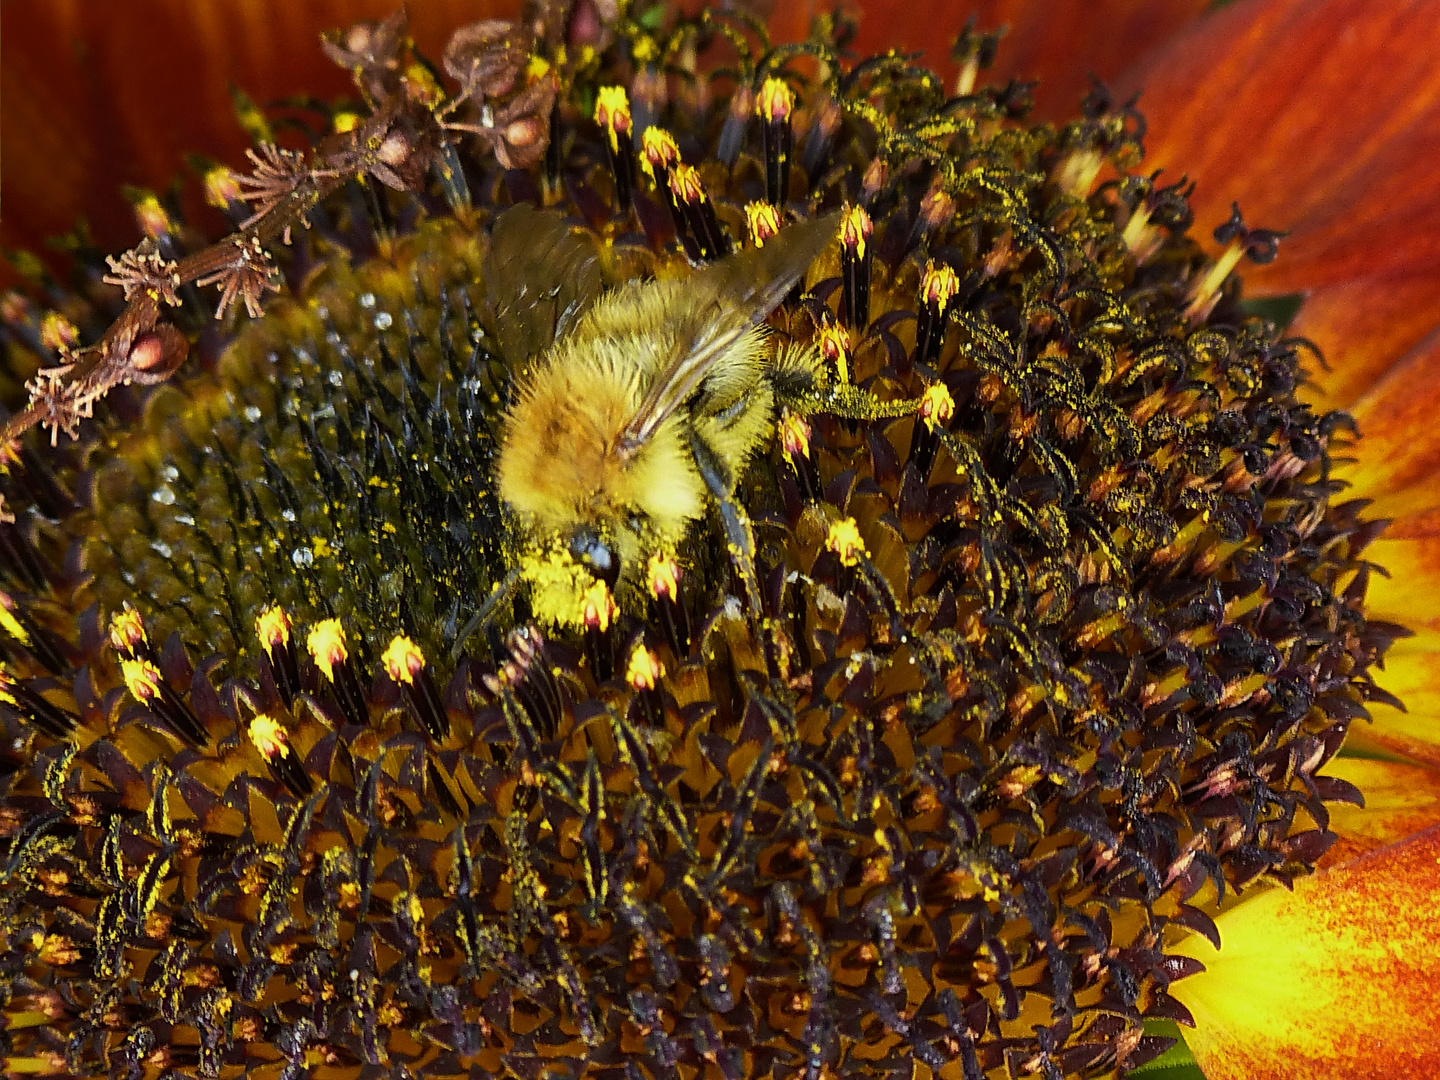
[1317,757,1440,867]
[0,0,516,262]
[1171,825,1440,1080]
[1127,0,1440,408]
[840,0,1209,120]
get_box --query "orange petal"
[1171,825,1440,1080]
[1128,0,1440,407]
[1350,648,1440,769]
[1344,335,1440,520]
[0,0,516,261]
[1317,757,1440,867]
[844,0,1209,120]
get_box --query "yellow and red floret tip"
[203,167,244,209]
[746,202,782,247]
[382,634,426,686]
[306,618,348,682]
[668,163,707,206]
[255,604,292,649]
[131,193,175,240]
[839,204,872,258]
[626,644,665,692]
[108,605,148,654]
[0,591,32,645]
[755,77,795,123]
[249,712,289,761]
[38,312,79,354]
[647,553,681,601]
[121,658,164,703]
[816,323,852,384]
[921,261,960,309]
[582,579,617,633]
[594,86,632,151]
[826,518,868,567]
[640,127,681,179]
[919,383,955,432]
[779,410,812,463]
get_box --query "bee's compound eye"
[568,529,620,590]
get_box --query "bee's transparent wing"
[484,204,605,367]
[619,212,838,453]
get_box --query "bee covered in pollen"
[486,206,845,629]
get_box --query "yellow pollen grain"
[626,645,665,692]
[333,111,361,134]
[382,634,425,685]
[826,518,868,567]
[255,604,291,649]
[306,619,348,682]
[122,658,164,702]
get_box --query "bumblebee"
[483,205,839,628]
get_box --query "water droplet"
[328,370,345,387]
[150,540,173,558]
[374,311,393,330]
[161,465,180,482]
[281,509,297,523]
[152,486,176,506]
[175,514,195,526]
[292,547,314,567]
[244,405,263,422]
[359,293,376,308]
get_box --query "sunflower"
[0,3,1437,1080]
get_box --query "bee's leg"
[685,429,765,618]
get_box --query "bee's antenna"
[452,567,522,660]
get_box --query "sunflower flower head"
[0,5,1411,1080]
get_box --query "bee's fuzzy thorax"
[497,331,704,539]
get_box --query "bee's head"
[567,528,620,590]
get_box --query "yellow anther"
[306,619,348,682]
[826,518,868,568]
[745,202,782,248]
[382,634,426,686]
[109,606,148,653]
[921,261,960,309]
[755,77,795,123]
[333,111,362,134]
[626,645,666,692]
[647,553,681,601]
[581,579,616,633]
[122,658,164,703]
[779,410,812,463]
[668,163,707,205]
[39,312,79,353]
[641,127,681,179]
[839,203,872,259]
[132,194,173,240]
[249,713,288,761]
[919,383,956,432]
[255,605,292,650]
[594,86,632,152]
[817,324,852,385]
